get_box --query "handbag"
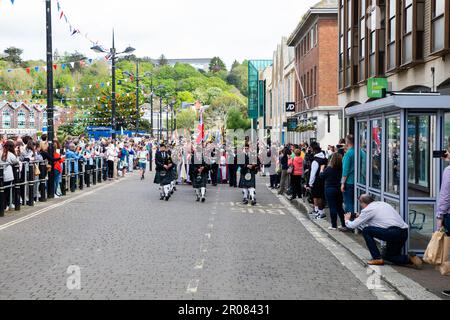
[423,230,446,265]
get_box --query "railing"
[0,156,107,217]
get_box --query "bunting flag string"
[0,80,144,98]
[0,58,96,74]
[55,0,105,48]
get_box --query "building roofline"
[287,8,338,46]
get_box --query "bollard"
[39,161,47,202]
[20,163,26,206]
[13,164,21,211]
[85,162,91,188]
[79,160,84,190]
[92,159,97,186]
[27,162,35,207]
[149,152,153,172]
[0,166,5,217]
[70,160,76,193]
[61,161,67,196]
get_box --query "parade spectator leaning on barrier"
[1,140,19,211]
[345,194,423,268]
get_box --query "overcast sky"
[0,0,318,69]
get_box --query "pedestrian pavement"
[269,185,446,300]
[0,170,395,300]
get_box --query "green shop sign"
[367,77,388,98]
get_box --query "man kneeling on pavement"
[345,194,422,268]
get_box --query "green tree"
[226,106,251,130]
[158,54,169,66]
[209,57,226,73]
[176,109,197,130]
[2,47,23,66]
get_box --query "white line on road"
[194,259,205,270]
[186,280,199,294]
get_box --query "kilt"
[239,172,256,189]
[192,173,208,189]
[154,170,172,186]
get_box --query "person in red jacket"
[289,149,304,201]
[53,140,65,198]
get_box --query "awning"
[345,95,450,117]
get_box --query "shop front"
[346,94,450,253]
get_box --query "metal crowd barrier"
[0,156,107,217]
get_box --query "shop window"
[370,119,382,190]
[385,198,400,213]
[358,121,368,185]
[386,117,401,195]
[409,203,435,252]
[2,110,11,129]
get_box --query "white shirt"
[346,202,409,230]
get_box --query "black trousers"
[4,181,13,210]
[270,175,278,188]
[229,165,237,187]
[290,175,303,198]
[211,164,218,185]
[108,160,114,179]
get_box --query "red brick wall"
[318,18,338,107]
[293,15,338,111]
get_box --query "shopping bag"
[438,236,450,276]
[423,230,445,265]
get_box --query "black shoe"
[251,200,256,206]
[196,197,200,202]
[201,197,206,203]
[160,196,164,201]
[442,290,450,297]
[165,196,169,201]
[243,199,249,205]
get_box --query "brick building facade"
[287,0,342,147]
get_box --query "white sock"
[314,206,319,212]
[201,187,206,197]
[318,209,324,215]
[243,189,249,199]
[249,188,256,201]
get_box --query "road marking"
[200,244,208,253]
[0,180,122,232]
[194,259,205,270]
[186,280,199,294]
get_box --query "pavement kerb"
[267,185,442,300]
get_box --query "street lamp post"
[91,30,135,140]
[45,0,55,199]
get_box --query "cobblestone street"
[0,173,396,300]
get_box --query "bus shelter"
[345,94,450,253]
